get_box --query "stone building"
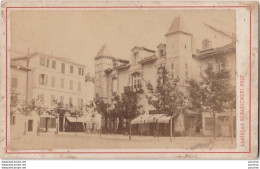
[11,52,94,132]
[95,16,236,137]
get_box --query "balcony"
[124,85,143,93]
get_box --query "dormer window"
[202,39,212,50]
[134,52,139,64]
[160,49,166,57]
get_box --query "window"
[78,68,81,75]
[11,77,18,88]
[10,116,15,125]
[69,97,73,107]
[70,65,73,73]
[40,57,45,66]
[78,82,81,91]
[112,78,117,93]
[160,49,165,57]
[46,59,49,67]
[158,66,166,84]
[220,116,229,126]
[185,63,188,79]
[39,74,48,85]
[61,63,65,73]
[77,98,83,110]
[202,39,212,50]
[60,96,64,105]
[61,78,64,88]
[51,95,55,106]
[70,80,73,90]
[132,73,141,92]
[51,76,55,88]
[134,52,138,64]
[52,60,56,69]
[50,118,56,128]
[41,94,45,104]
[205,117,214,130]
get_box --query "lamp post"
[140,115,143,137]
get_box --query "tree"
[188,64,235,139]
[27,95,48,135]
[146,66,185,142]
[112,88,142,140]
[93,94,110,131]
[10,88,19,115]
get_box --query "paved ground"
[9,132,236,150]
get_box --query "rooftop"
[11,52,86,67]
[131,46,155,53]
[165,16,191,36]
[194,42,235,60]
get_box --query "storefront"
[202,111,236,137]
[64,116,86,132]
[132,114,172,136]
[39,113,57,132]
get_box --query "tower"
[165,17,194,89]
[94,45,114,100]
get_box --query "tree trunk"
[231,108,233,143]
[129,119,132,140]
[213,113,216,139]
[170,116,173,142]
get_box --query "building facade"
[11,52,95,133]
[94,17,236,137]
[12,53,87,110]
[10,61,31,139]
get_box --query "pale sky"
[10,9,235,75]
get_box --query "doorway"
[28,120,33,132]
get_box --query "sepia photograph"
[8,9,238,151]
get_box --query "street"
[9,132,236,150]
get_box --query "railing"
[124,85,143,93]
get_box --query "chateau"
[94,17,236,137]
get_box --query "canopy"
[66,116,86,123]
[132,114,151,124]
[144,114,165,123]
[157,115,171,123]
[131,113,180,124]
[132,114,165,124]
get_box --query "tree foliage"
[28,94,47,116]
[188,64,235,115]
[113,89,142,120]
[93,94,110,118]
[146,67,185,116]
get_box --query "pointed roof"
[96,44,113,57]
[165,17,191,36]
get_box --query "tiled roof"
[165,16,191,36]
[96,44,113,57]
[11,52,86,67]
[131,46,155,53]
[194,43,235,59]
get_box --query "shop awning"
[157,113,179,123]
[157,115,171,123]
[131,114,152,124]
[66,116,86,123]
[144,114,165,123]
